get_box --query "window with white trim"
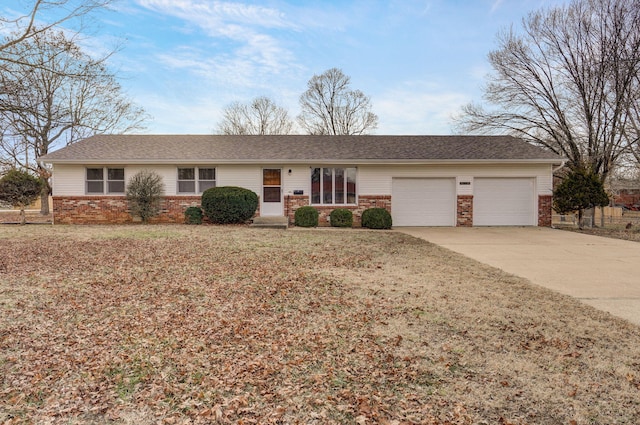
[177,167,216,194]
[86,167,125,194]
[311,167,356,205]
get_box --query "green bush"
[329,208,353,227]
[361,207,392,229]
[201,186,258,224]
[294,206,319,227]
[126,170,164,223]
[0,168,43,225]
[184,206,203,225]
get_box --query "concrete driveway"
[396,227,640,326]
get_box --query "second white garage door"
[474,178,535,226]
[392,178,456,226]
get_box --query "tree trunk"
[578,209,584,230]
[39,180,50,215]
[19,208,26,225]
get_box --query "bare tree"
[0,0,112,53]
[217,96,294,135]
[298,68,378,135]
[455,0,640,181]
[0,28,146,214]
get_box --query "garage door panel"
[392,178,456,226]
[474,178,535,226]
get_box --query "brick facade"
[456,195,473,227]
[538,195,553,227]
[53,193,554,227]
[53,196,202,224]
[284,195,391,227]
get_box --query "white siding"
[217,165,261,195]
[283,166,310,196]
[126,165,176,195]
[358,163,552,196]
[51,163,554,204]
[536,165,554,195]
[51,164,85,196]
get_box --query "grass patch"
[1,225,639,424]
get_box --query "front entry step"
[250,216,288,229]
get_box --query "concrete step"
[251,216,289,229]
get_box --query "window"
[311,167,356,205]
[177,167,216,193]
[86,168,104,194]
[198,168,216,192]
[108,168,125,193]
[86,167,125,194]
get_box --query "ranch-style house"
[38,134,564,226]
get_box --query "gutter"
[38,158,566,166]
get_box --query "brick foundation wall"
[538,195,553,227]
[53,196,202,224]
[457,195,473,227]
[285,195,391,227]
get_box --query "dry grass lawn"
[1,225,639,424]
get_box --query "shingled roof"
[39,134,563,164]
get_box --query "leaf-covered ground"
[1,225,639,424]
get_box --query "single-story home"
[38,134,564,226]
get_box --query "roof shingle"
[39,134,563,163]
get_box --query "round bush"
[329,208,353,228]
[201,186,258,224]
[361,207,392,229]
[294,206,319,227]
[184,206,203,225]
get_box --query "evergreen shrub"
[294,206,319,227]
[201,186,258,224]
[184,206,203,224]
[329,208,353,227]
[361,207,392,229]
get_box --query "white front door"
[261,168,283,216]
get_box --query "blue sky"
[7,0,568,134]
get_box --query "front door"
[261,168,283,216]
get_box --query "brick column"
[457,195,473,227]
[538,195,553,227]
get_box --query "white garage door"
[474,178,535,226]
[392,178,456,226]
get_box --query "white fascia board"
[42,158,565,166]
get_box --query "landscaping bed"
[1,226,639,424]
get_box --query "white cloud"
[135,0,297,35]
[374,82,471,135]
[490,0,504,14]
[133,0,301,86]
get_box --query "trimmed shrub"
[126,170,164,223]
[294,206,319,227]
[329,208,353,228]
[201,186,258,224]
[361,207,392,229]
[184,206,203,225]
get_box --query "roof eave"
[41,158,565,165]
